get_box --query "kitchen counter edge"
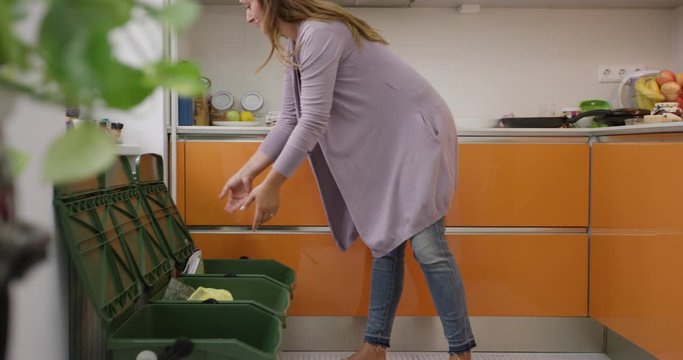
[171,122,683,137]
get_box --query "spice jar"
[110,123,124,144]
[193,77,211,126]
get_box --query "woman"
[219,0,476,358]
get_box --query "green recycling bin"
[136,154,296,293]
[148,276,290,325]
[54,161,283,360]
[108,304,281,360]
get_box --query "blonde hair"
[257,0,388,70]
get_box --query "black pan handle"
[566,109,611,124]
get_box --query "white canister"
[240,91,266,120]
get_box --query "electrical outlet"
[598,64,647,83]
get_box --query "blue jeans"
[363,218,476,354]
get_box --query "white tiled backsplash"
[179,6,681,127]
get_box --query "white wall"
[179,7,676,127]
[5,98,68,360]
[4,4,68,359]
[97,3,167,156]
[674,6,683,69]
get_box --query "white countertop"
[116,144,141,155]
[173,122,683,137]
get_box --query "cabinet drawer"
[184,141,327,226]
[592,143,683,229]
[591,234,683,359]
[193,233,371,316]
[446,143,589,227]
[444,234,588,317]
[194,233,587,317]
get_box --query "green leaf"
[8,148,29,178]
[154,0,200,33]
[0,0,25,67]
[44,123,117,185]
[39,0,135,105]
[145,60,204,97]
[101,62,155,109]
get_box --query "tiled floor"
[280,353,611,360]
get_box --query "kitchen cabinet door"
[193,233,372,316]
[592,142,683,230]
[446,143,589,227]
[175,141,186,219]
[193,233,588,317]
[440,234,588,317]
[591,234,683,360]
[184,141,327,226]
[591,141,683,359]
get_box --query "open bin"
[108,303,281,360]
[54,162,283,360]
[104,157,290,323]
[135,153,296,293]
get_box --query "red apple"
[656,70,676,86]
[677,73,683,86]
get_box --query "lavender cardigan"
[258,20,458,257]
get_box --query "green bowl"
[579,99,611,112]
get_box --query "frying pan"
[500,116,567,128]
[500,109,649,128]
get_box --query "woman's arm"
[269,24,345,178]
[229,24,347,229]
[219,61,298,214]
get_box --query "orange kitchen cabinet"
[446,143,589,227]
[184,141,327,226]
[590,234,683,360]
[445,234,588,317]
[193,233,372,316]
[590,141,683,359]
[592,142,683,230]
[175,141,186,219]
[193,233,587,317]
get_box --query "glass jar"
[240,91,266,121]
[193,77,211,126]
[210,91,235,124]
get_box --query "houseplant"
[0,0,203,357]
[1,0,204,183]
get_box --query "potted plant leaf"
[0,0,204,355]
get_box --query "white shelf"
[116,144,141,156]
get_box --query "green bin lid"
[54,157,174,325]
[55,180,141,325]
[136,153,195,266]
[104,157,174,294]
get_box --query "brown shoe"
[344,342,387,360]
[449,351,472,360]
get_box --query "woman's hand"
[218,172,253,213]
[241,182,281,230]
